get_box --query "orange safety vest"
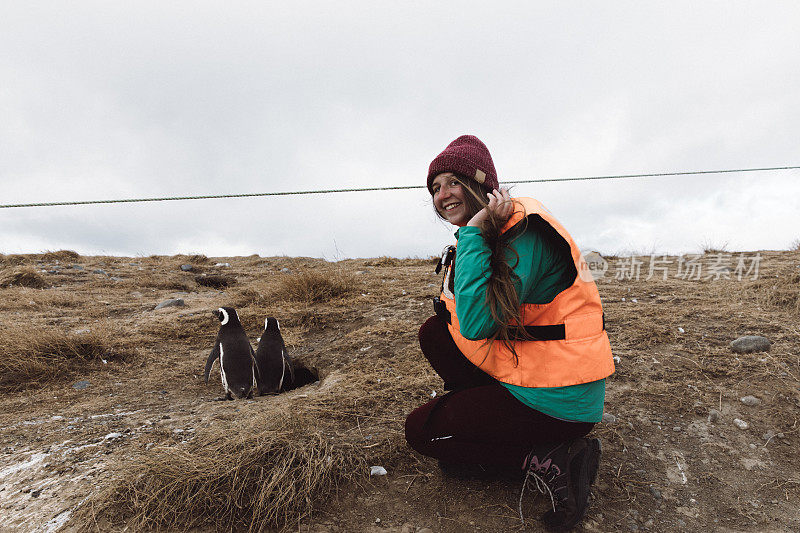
[435,197,615,388]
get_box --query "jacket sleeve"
[453,225,547,340]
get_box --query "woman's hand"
[467,188,513,228]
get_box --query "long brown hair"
[434,175,529,366]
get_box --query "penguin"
[254,317,320,395]
[254,317,294,395]
[204,307,256,400]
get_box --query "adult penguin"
[204,307,256,400]
[254,317,295,394]
[254,317,320,394]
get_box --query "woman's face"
[431,172,471,227]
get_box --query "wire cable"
[1,165,798,209]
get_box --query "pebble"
[602,413,617,424]
[369,466,387,476]
[92,269,107,275]
[72,380,90,390]
[109,276,124,281]
[676,520,686,528]
[733,418,749,430]
[740,395,761,406]
[708,409,722,423]
[418,529,434,533]
[673,426,681,432]
[355,270,368,275]
[677,327,685,333]
[644,519,654,528]
[180,264,193,272]
[649,486,662,499]
[154,298,185,310]
[214,262,230,267]
[730,335,771,354]
[71,265,84,271]
[613,356,621,364]
[281,268,291,273]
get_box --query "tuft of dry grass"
[0,324,139,391]
[80,412,367,532]
[40,249,81,261]
[0,267,50,288]
[791,238,800,252]
[274,271,359,303]
[745,265,800,313]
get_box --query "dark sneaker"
[518,438,591,531]
[540,439,594,531]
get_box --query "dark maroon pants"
[404,316,594,469]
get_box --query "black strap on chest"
[432,298,605,342]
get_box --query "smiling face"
[431,172,473,227]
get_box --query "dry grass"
[0,324,139,391]
[0,267,50,288]
[791,238,800,252]
[744,264,800,313]
[273,271,359,303]
[40,249,81,261]
[80,413,367,532]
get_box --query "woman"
[405,135,615,531]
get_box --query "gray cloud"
[2,2,799,257]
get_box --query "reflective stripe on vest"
[438,197,615,388]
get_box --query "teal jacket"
[454,225,605,423]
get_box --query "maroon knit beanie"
[427,135,499,194]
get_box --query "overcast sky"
[1,1,798,259]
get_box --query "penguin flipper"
[204,344,220,383]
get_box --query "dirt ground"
[1,250,799,532]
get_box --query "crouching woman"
[405,135,615,531]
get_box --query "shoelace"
[517,466,557,526]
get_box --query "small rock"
[731,335,771,354]
[214,262,230,268]
[678,327,685,333]
[613,356,621,364]
[180,264,193,272]
[631,298,638,303]
[51,416,64,421]
[71,265,84,271]
[370,466,387,476]
[104,432,123,440]
[92,269,107,275]
[375,518,381,524]
[280,268,291,273]
[418,529,434,533]
[72,380,90,390]
[154,298,185,310]
[602,413,617,424]
[649,486,662,500]
[733,418,749,430]
[644,519,654,528]
[708,409,722,423]
[740,395,761,406]
[676,520,686,528]
[355,270,368,275]
[673,426,681,432]
[109,276,124,281]
[31,489,41,498]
